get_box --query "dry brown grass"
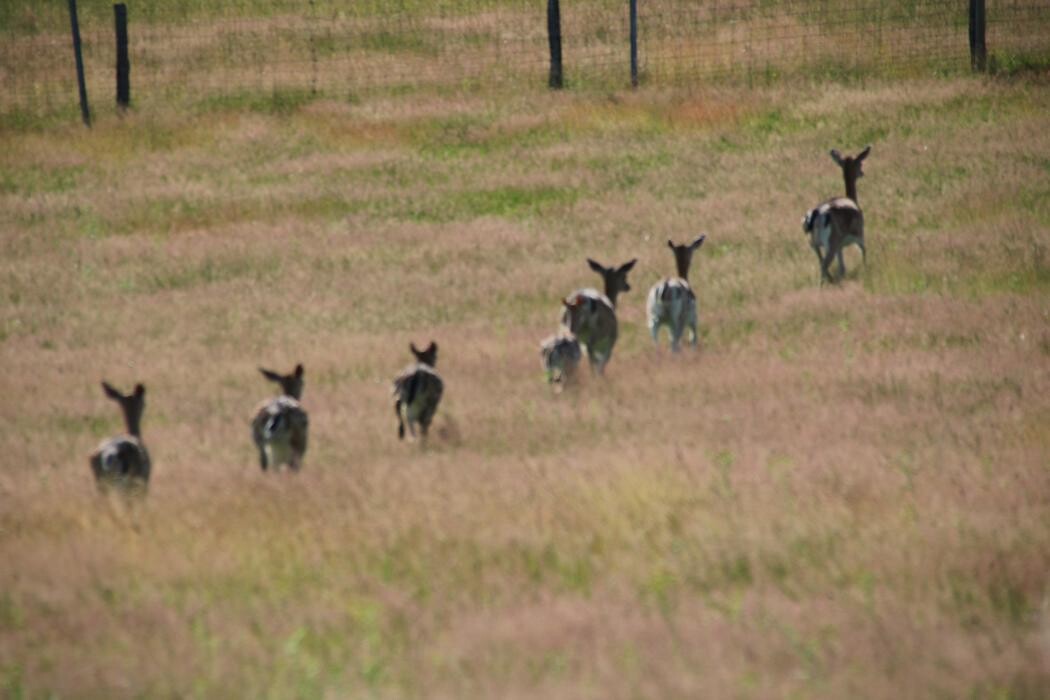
[1,72,1049,698]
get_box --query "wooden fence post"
[114,3,130,109]
[629,0,639,88]
[969,0,987,71]
[547,0,563,89]
[68,0,91,126]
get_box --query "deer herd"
[89,146,871,492]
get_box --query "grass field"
[2,45,1050,698]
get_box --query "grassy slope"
[1,73,1048,698]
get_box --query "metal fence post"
[114,3,130,109]
[547,0,563,89]
[68,0,91,126]
[629,0,639,88]
[969,0,987,71]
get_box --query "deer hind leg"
[837,249,846,279]
[812,245,827,284]
[419,403,438,440]
[589,349,606,376]
[821,243,841,285]
[395,399,406,439]
[649,315,661,345]
[670,321,684,353]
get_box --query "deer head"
[101,381,146,437]
[259,364,304,400]
[410,342,438,368]
[829,145,871,203]
[667,235,706,280]
[586,258,637,306]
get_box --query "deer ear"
[133,384,145,398]
[620,259,637,273]
[426,342,437,355]
[101,381,122,400]
[690,235,706,250]
[294,364,304,379]
[830,149,844,166]
[858,145,871,161]
[589,258,611,275]
[410,342,420,355]
[667,240,676,250]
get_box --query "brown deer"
[647,235,706,351]
[251,364,309,471]
[562,258,637,374]
[392,342,444,441]
[802,145,870,284]
[89,382,150,493]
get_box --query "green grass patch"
[118,256,282,294]
[195,88,317,117]
[447,185,579,220]
[0,164,82,196]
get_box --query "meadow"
[2,16,1050,697]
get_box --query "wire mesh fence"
[2,1,1049,119]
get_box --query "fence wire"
[2,1,1048,118]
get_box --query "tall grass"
[1,40,1049,700]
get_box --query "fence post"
[547,0,563,89]
[114,3,130,109]
[629,0,639,88]
[68,0,91,126]
[969,0,987,71]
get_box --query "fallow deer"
[647,235,706,351]
[562,258,637,375]
[251,364,309,471]
[802,145,870,284]
[392,342,444,441]
[89,382,150,493]
[539,331,582,389]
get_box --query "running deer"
[647,235,706,352]
[251,364,309,471]
[539,331,582,389]
[89,381,151,493]
[562,258,637,375]
[392,342,444,441]
[802,145,870,284]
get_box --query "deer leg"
[837,249,846,278]
[670,323,684,353]
[812,245,827,284]
[591,350,606,376]
[258,449,268,471]
[821,244,840,285]
[395,399,405,440]
[420,403,439,441]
